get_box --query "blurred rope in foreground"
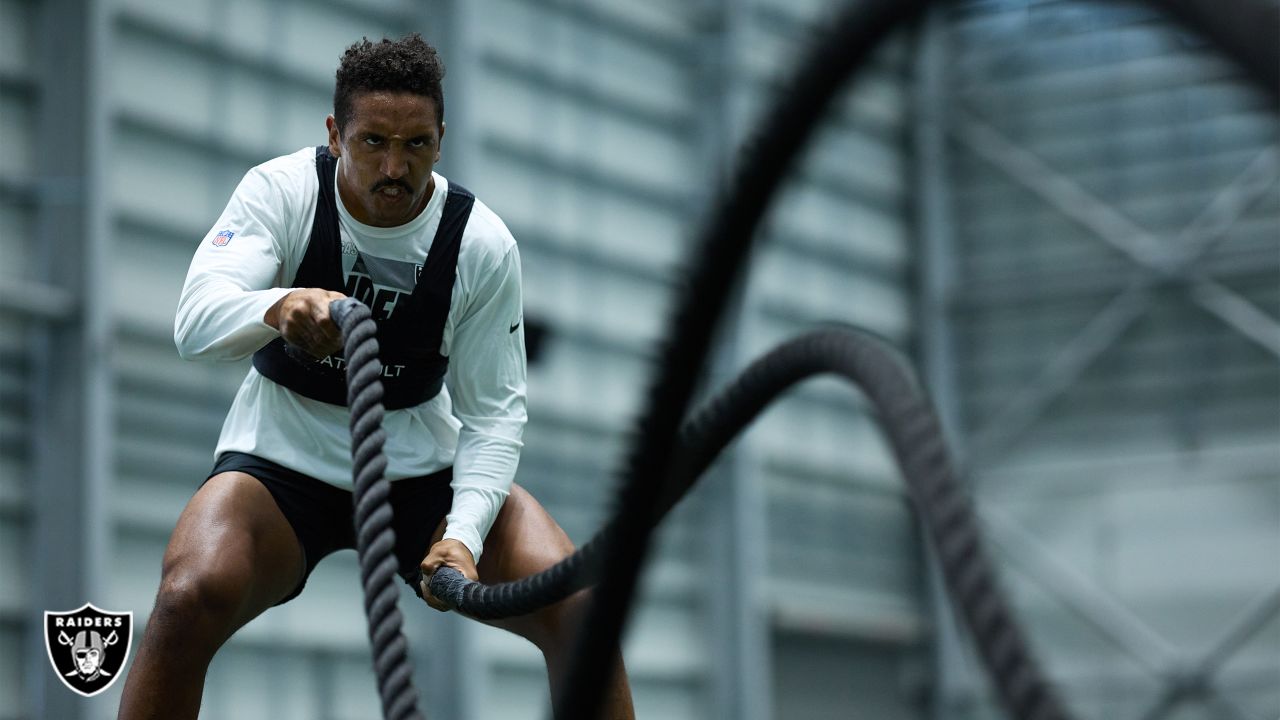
[337,0,1278,717]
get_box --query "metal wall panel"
[9,1,924,717]
[0,0,40,715]
[461,2,713,717]
[732,1,926,715]
[774,629,923,720]
[925,2,1280,718]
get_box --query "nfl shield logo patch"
[212,229,234,247]
[44,603,133,697]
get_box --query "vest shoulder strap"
[251,150,476,409]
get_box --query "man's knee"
[150,564,250,637]
[520,589,591,650]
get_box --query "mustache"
[370,179,413,194]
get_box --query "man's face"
[327,91,444,228]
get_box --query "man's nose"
[381,146,409,179]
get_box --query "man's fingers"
[315,303,344,352]
[317,291,345,326]
[310,330,341,357]
[272,288,351,358]
[296,330,336,359]
[309,300,335,332]
[321,325,344,350]
[419,575,449,612]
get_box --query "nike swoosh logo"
[509,321,521,333]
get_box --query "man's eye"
[364,137,382,146]
[409,139,427,148]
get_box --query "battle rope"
[549,0,1276,718]
[427,325,1069,719]
[557,2,933,715]
[331,298,423,720]
[331,0,1278,718]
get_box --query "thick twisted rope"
[331,0,1277,717]
[429,326,1070,719]
[550,1,1276,718]
[331,298,423,720]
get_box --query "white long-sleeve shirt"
[174,146,527,562]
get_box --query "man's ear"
[326,115,342,157]
[436,121,445,163]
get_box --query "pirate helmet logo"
[44,603,133,697]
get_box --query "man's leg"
[432,483,635,720]
[117,472,304,720]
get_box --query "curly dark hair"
[334,34,446,135]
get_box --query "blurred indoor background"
[1,0,1276,718]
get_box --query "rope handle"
[424,566,470,605]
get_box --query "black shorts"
[207,451,454,605]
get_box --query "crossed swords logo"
[44,604,133,697]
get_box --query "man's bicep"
[458,243,524,333]
[174,167,297,359]
[447,244,527,420]
[190,168,294,287]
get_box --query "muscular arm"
[263,288,347,359]
[175,166,298,361]
[438,242,528,564]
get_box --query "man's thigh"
[162,472,305,627]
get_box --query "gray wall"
[0,0,921,718]
[731,1,925,717]
[919,2,1280,719]
[5,1,1273,719]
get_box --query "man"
[118,35,633,719]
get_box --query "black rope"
[1155,0,1278,102]
[429,326,1070,719]
[329,0,1278,718]
[331,298,423,720]
[560,2,934,715]
[552,1,1277,717]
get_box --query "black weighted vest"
[252,146,474,410]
